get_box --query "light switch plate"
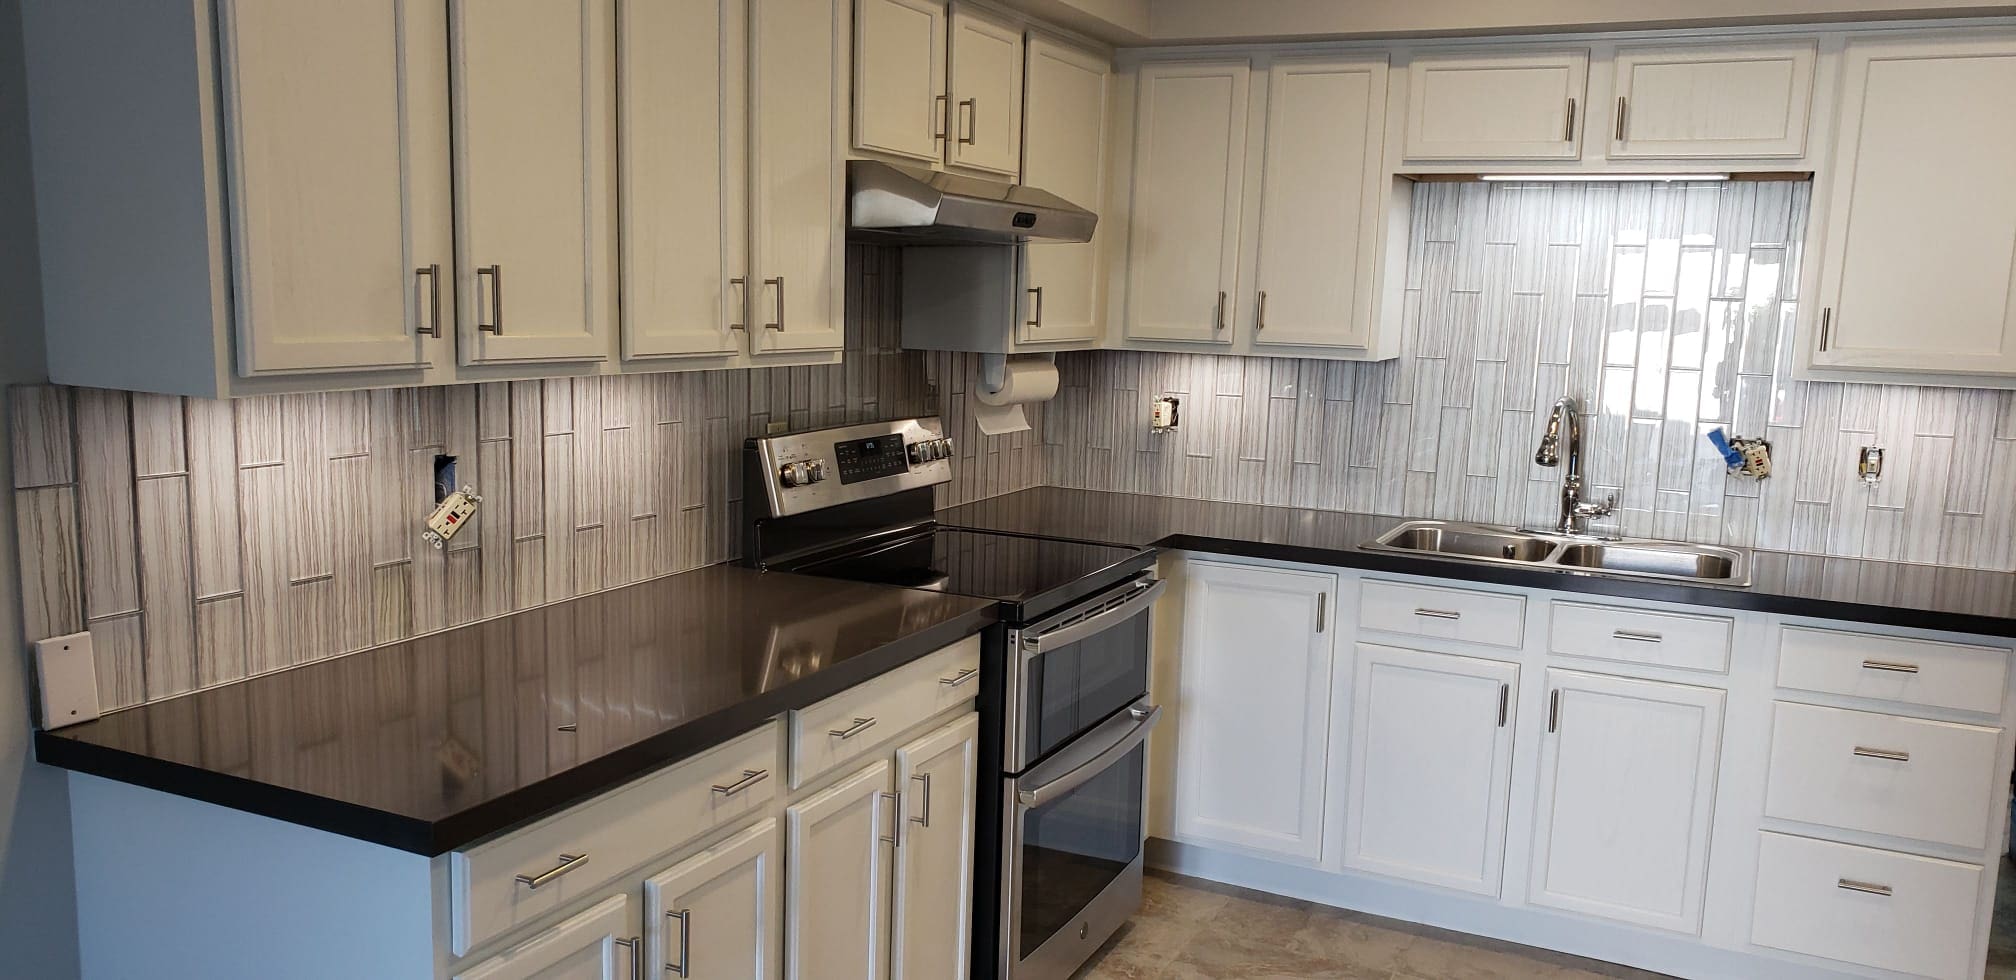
[34,631,100,729]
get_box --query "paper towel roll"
[971,359,1059,435]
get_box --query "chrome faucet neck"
[1535,396,1611,535]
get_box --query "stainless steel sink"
[1363,520,1751,587]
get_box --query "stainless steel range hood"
[848,160,1096,245]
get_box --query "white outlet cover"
[34,631,101,730]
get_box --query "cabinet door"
[1528,669,1724,934]
[751,0,846,354]
[617,0,747,360]
[1250,55,1389,351]
[891,714,979,980]
[1608,42,1816,159]
[217,1,450,376]
[1811,36,2016,376]
[1343,644,1517,897]
[946,3,1023,177]
[785,760,893,980]
[455,894,635,980]
[1403,50,1588,160]
[1173,561,1336,863]
[452,0,616,364]
[853,0,947,165]
[1123,60,1251,344]
[645,819,781,980]
[1019,35,1109,346]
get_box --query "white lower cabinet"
[1527,668,1724,934]
[1751,831,1983,980]
[786,761,896,980]
[455,894,637,980]
[891,714,981,980]
[1343,644,1517,897]
[644,819,781,980]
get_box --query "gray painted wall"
[0,0,80,975]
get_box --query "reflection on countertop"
[940,487,2016,637]
[36,564,997,854]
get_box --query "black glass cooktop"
[786,526,1154,620]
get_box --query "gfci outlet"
[1151,396,1181,434]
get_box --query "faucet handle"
[1573,492,1617,519]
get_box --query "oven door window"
[1021,606,1150,766]
[1017,741,1145,961]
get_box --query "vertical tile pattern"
[7,246,1041,707]
[1044,180,2016,571]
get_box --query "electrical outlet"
[1151,397,1181,434]
[421,487,482,549]
[34,631,100,729]
[1858,446,1884,486]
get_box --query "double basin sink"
[1362,520,1751,587]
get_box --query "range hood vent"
[847,160,1096,245]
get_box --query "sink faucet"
[1534,396,1615,536]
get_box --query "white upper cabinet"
[1343,644,1518,897]
[752,0,847,354]
[618,0,748,360]
[785,761,893,980]
[1019,34,1111,347]
[1403,49,1589,160]
[217,1,450,378]
[454,894,635,980]
[1173,560,1337,864]
[1527,669,1724,935]
[1608,42,1816,158]
[451,0,616,365]
[1250,55,1390,351]
[946,4,1024,177]
[890,715,980,980]
[852,0,948,165]
[644,819,781,980]
[1123,59,1251,344]
[1809,34,2016,377]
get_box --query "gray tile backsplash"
[9,246,1043,709]
[1043,180,2016,573]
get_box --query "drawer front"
[1359,579,1525,649]
[1764,701,2001,849]
[1548,600,1732,673]
[1751,831,1981,980]
[1777,626,2008,714]
[790,635,982,788]
[450,723,780,956]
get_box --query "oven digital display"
[833,435,910,484]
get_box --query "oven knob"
[805,460,827,484]
[778,462,807,488]
[934,438,954,460]
[907,441,930,465]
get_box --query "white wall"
[1145,0,2016,41]
[0,0,79,975]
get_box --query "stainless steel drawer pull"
[728,277,747,331]
[1413,608,1462,621]
[1861,659,1920,674]
[477,265,503,334]
[1818,307,1833,351]
[514,852,588,889]
[934,94,949,142]
[910,772,933,828]
[1565,97,1577,141]
[416,264,442,338]
[1497,683,1510,727]
[1613,629,1663,643]
[958,98,977,145]
[1214,291,1227,331]
[710,768,770,797]
[1614,96,1627,141]
[1547,689,1561,733]
[615,936,641,978]
[879,790,901,846]
[763,277,785,331]
[1853,746,1911,763]
[1026,286,1044,329]
[939,667,979,687]
[665,909,691,977]
[828,716,877,740]
[1837,878,1893,897]
[1256,290,1268,330]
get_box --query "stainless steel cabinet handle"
[958,98,977,145]
[1316,592,1327,633]
[1214,291,1227,331]
[1023,579,1166,655]
[416,264,442,338]
[728,277,747,331]
[1853,746,1911,763]
[763,277,785,331]
[934,93,949,142]
[1547,689,1561,733]
[1025,286,1044,329]
[939,667,978,687]
[710,768,769,797]
[614,936,640,979]
[1818,307,1832,352]
[1256,290,1268,330]
[828,716,877,740]
[1862,659,1919,674]
[664,909,691,977]
[514,852,588,889]
[1615,96,1627,141]
[910,772,933,827]
[476,265,504,334]
[1612,629,1662,643]
[1837,878,1893,897]
[878,790,901,846]
[1413,608,1462,621]
[1565,98,1577,141]
[1497,683,1510,727]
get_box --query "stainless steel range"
[742,417,1163,980]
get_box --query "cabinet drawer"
[1751,831,1981,980]
[450,723,780,956]
[790,635,981,788]
[1777,626,2008,714]
[1549,601,1731,673]
[1360,580,1525,649]
[1765,701,2000,849]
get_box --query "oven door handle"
[1023,579,1167,657]
[1016,703,1161,809]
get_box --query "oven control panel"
[745,417,953,518]
[834,435,908,484]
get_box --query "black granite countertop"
[939,487,2016,638]
[35,564,997,855]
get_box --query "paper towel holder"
[979,352,1055,396]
